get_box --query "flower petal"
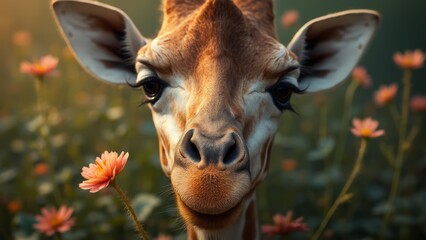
[79,151,129,193]
[371,129,385,138]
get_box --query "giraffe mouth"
[170,157,251,229]
[176,193,244,230]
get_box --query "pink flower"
[7,200,21,214]
[33,163,49,176]
[79,151,129,193]
[352,66,371,88]
[281,159,297,172]
[393,49,425,70]
[374,84,398,107]
[351,117,385,139]
[34,205,75,236]
[410,96,426,112]
[20,55,59,78]
[281,10,299,28]
[261,211,309,237]
[12,30,32,47]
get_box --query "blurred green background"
[1,0,426,239]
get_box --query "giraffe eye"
[129,76,168,105]
[267,81,295,111]
[142,79,162,98]
[140,77,167,103]
[274,84,292,104]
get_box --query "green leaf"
[0,169,17,184]
[307,137,335,161]
[132,194,161,222]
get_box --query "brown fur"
[142,0,287,234]
[233,0,275,37]
[187,225,198,240]
[140,0,286,136]
[142,0,283,84]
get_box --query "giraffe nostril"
[187,140,201,162]
[178,129,247,168]
[222,133,245,165]
[223,143,237,165]
[180,129,201,162]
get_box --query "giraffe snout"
[177,128,249,171]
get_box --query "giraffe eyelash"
[266,78,308,113]
[128,76,168,106]
[127,79,148,107]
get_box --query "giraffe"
[51,0,380,239]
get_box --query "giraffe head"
[52,0,379,232]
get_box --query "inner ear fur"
[288,10,380,93]
[51,0,147,84]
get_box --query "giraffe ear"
[51,0,147,84]
[288,10,380,93]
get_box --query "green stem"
[35,77,61,203]
[406,115,422,144]
[399,70,411,143]
[388,103,400,129]
[320,103,333,212]
[112,180,150,240]
[381,69,411,237]
[35,77,47,138]
[334,80,359,167]
[312,139,367,240]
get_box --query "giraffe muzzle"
[171,128,251,226]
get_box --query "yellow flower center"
[95,162,108,177]
[33,63,46,74]
[360,128,372,138]
[403,57,412,67]
[50,215,63,228]
[381,89,396,103]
